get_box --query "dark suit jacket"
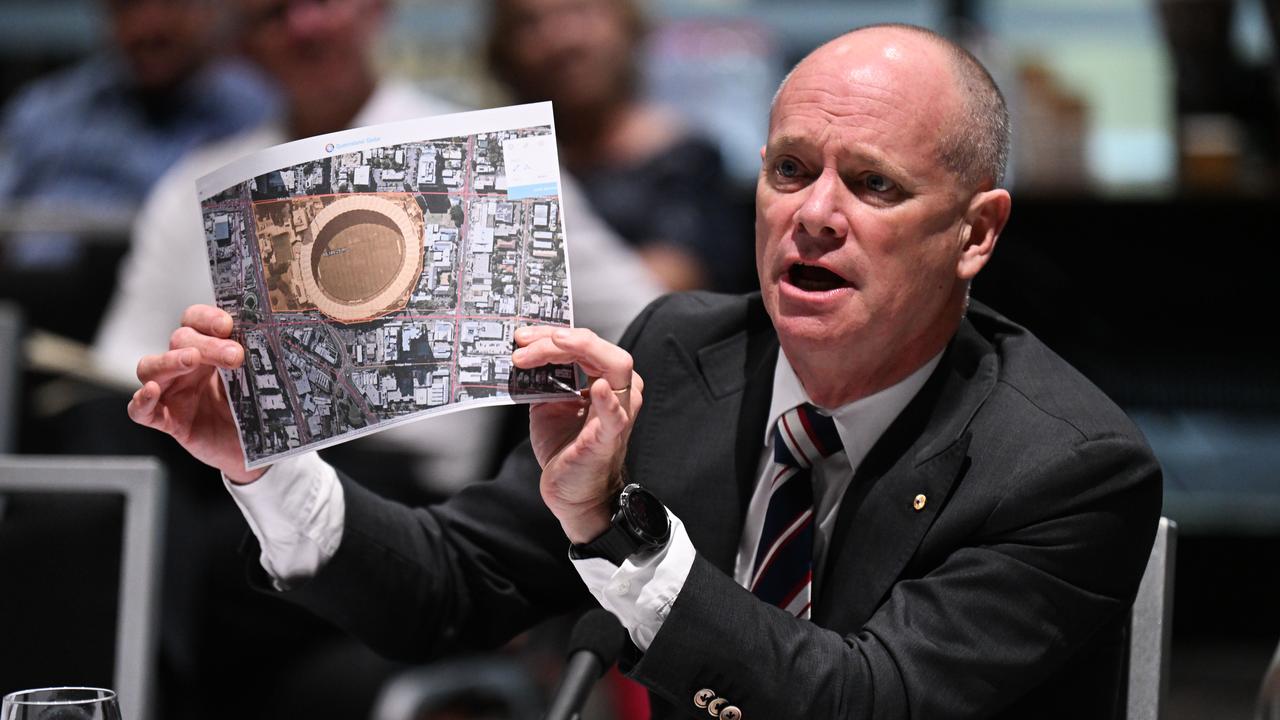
[263,292,1162,719]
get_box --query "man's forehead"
[776,30,953,109]
[818,36,911,80]
[819,26,940,65]
[769,31,957,140]
[767,71,925,145]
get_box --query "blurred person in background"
[1158,0,1280,192]
[0,0,277,271]
[486,0,753,292]
[79,0,661,717]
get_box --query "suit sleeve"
[242,444,581,659]
[244,294,678,661]
[626,434,1161,719]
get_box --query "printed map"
[198,104,578,469]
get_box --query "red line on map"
[250,190,527,207]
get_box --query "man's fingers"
[588,377,631,436]
[136,343,235,386]
[513,327,632,392]
[513,324,559,347]
[137,348,191,385]
[581,370,643,416]
[180,304,235,339]
[627,371,643,417]
[127,381,163,428]
[168,325,244,367]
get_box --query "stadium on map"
[297,194,424,323]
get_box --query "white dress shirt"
[223,452,344,589]
[228,347,941,647]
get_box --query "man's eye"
[776,158,800,179]
[865,173,895,193]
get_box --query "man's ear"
[956,188,1011,281]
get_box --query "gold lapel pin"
[913,494,927,512]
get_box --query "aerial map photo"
[198,104,579,468]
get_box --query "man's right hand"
[127,304,266,484]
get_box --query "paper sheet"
[197,102,579,469]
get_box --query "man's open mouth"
[786,263,850,292]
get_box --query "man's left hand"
[513,326,644,544]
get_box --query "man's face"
[237,0,380,93]
[108,0,218,91]
[501,0,634,110]
[755,31,984,376]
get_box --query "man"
[0,0,275,270]
[129,24,1161,718]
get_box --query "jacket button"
[694,688,715,708]
[708,697,727,717]
[721,705,742,720]
[913,493,927,511]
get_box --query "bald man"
[129,24,1161,719]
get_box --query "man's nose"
[534,6,593,56]
[794,169,848,241]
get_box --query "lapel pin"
[913,494,927,512]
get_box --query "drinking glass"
[0,687,121,720]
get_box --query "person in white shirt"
[125,23,1162,720]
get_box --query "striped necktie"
[749,403,843,619]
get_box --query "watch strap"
[570,523,640,565]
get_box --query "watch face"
[621,485,670,544]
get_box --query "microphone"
[543,608,628,720]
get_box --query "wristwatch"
[570,483,671,565]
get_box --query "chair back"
[0,302,21,452]
[1257,638,1280,720]
[1128,516,1177,720]
[0,456,166,720]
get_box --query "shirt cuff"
[570,509,695,651]
[222,452,345,589]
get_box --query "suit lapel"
[813,317,998,629]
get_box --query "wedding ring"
[611,385,631,395]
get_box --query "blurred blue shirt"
[0,53,279,267]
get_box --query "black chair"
[0,456,166,720]
[1128,517,1178,720]
[0,301,20,453]
[1257,636,1280,720]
